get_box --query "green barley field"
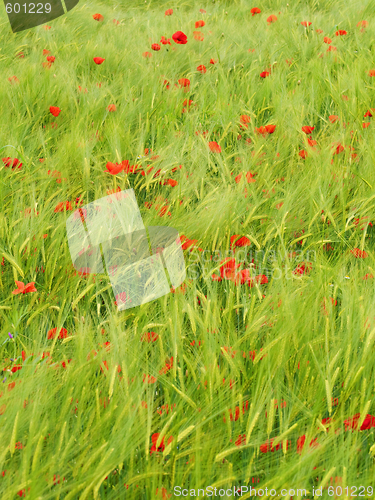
[1,0,375,498]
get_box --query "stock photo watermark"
[173,485,374,497]
[4,0,79,33]
[184,248,317,283]
[66,189,186,311]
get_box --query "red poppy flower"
[172,31,188,44]
[141,332,159,342]
[266,124,276,134]
[150,433,174,454]
[335,30,347,36]
[165,8,173,16]
[44,25,51,30]
[93,57,105,65]
[208,141,221,153]
[193,31,204,41]
[302,126,314,134]
[324,37,332,44]
[363,273,374,280]
[245,171,256,182]
[182,98,194,107]
[105,162,124,175]
[260,71,270,78]
[234,172,252,184]
[240,115,251,126]
[357,20,368,28]
[47,327,68,340]
[329,115,339,123]
[296,435,319,454]
[178,78,190,88]
[12,281,37,295]
[73,208,87,224]
[143,52,152,58]
[200,8,206,13]
[369,70,375,77]
[160,36,171,45]
[179,235,203,251]
[299,149,308,159]
[232,269,251,285]
[113,19,120,25]
[267,15,277,24]
[220,258,241,281]
[364,109,375,117]
[2,157,22,170]
[48,169,63,183]
[107,104,116,112]
[248,274,268,287]
[301,21,312,27]
[152,43,161,51]
[293,262,312,275]
[49,106,61,117]
[333,143,344,155]
[327,45,337,52]
[159,357,173,375]
[350,248,368,258]
[195,20,205,28]
[251,7,261,16]
[8,75,19,84]
[121,160,142,174]
[197,64,206,74]
[316,29,323,33]
[93,13,104,21]
[260,438,280,453]
[255,126,267,136]
[165,179,178,187]
[54,201,73,212]
[307,137,317,147]
[344,413,375,431]
[230,235,251,248]
[363,122,370,128]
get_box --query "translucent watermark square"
[66,189,186,310]
[4,0,79,33]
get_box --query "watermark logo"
[66,189,186,310]
[4,0,79,33]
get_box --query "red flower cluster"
[172,31,187,44]
[260,438,291,453]
[12,281,37,295]
[2,157,22,170]
[141,332,159,342]
[255,124,276,136]
[47,327,68,340]
[49,106,61,117]
[150,433,174,454]
[212,258,268,287]
[105,160,142,175]
[159,357,173,375]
